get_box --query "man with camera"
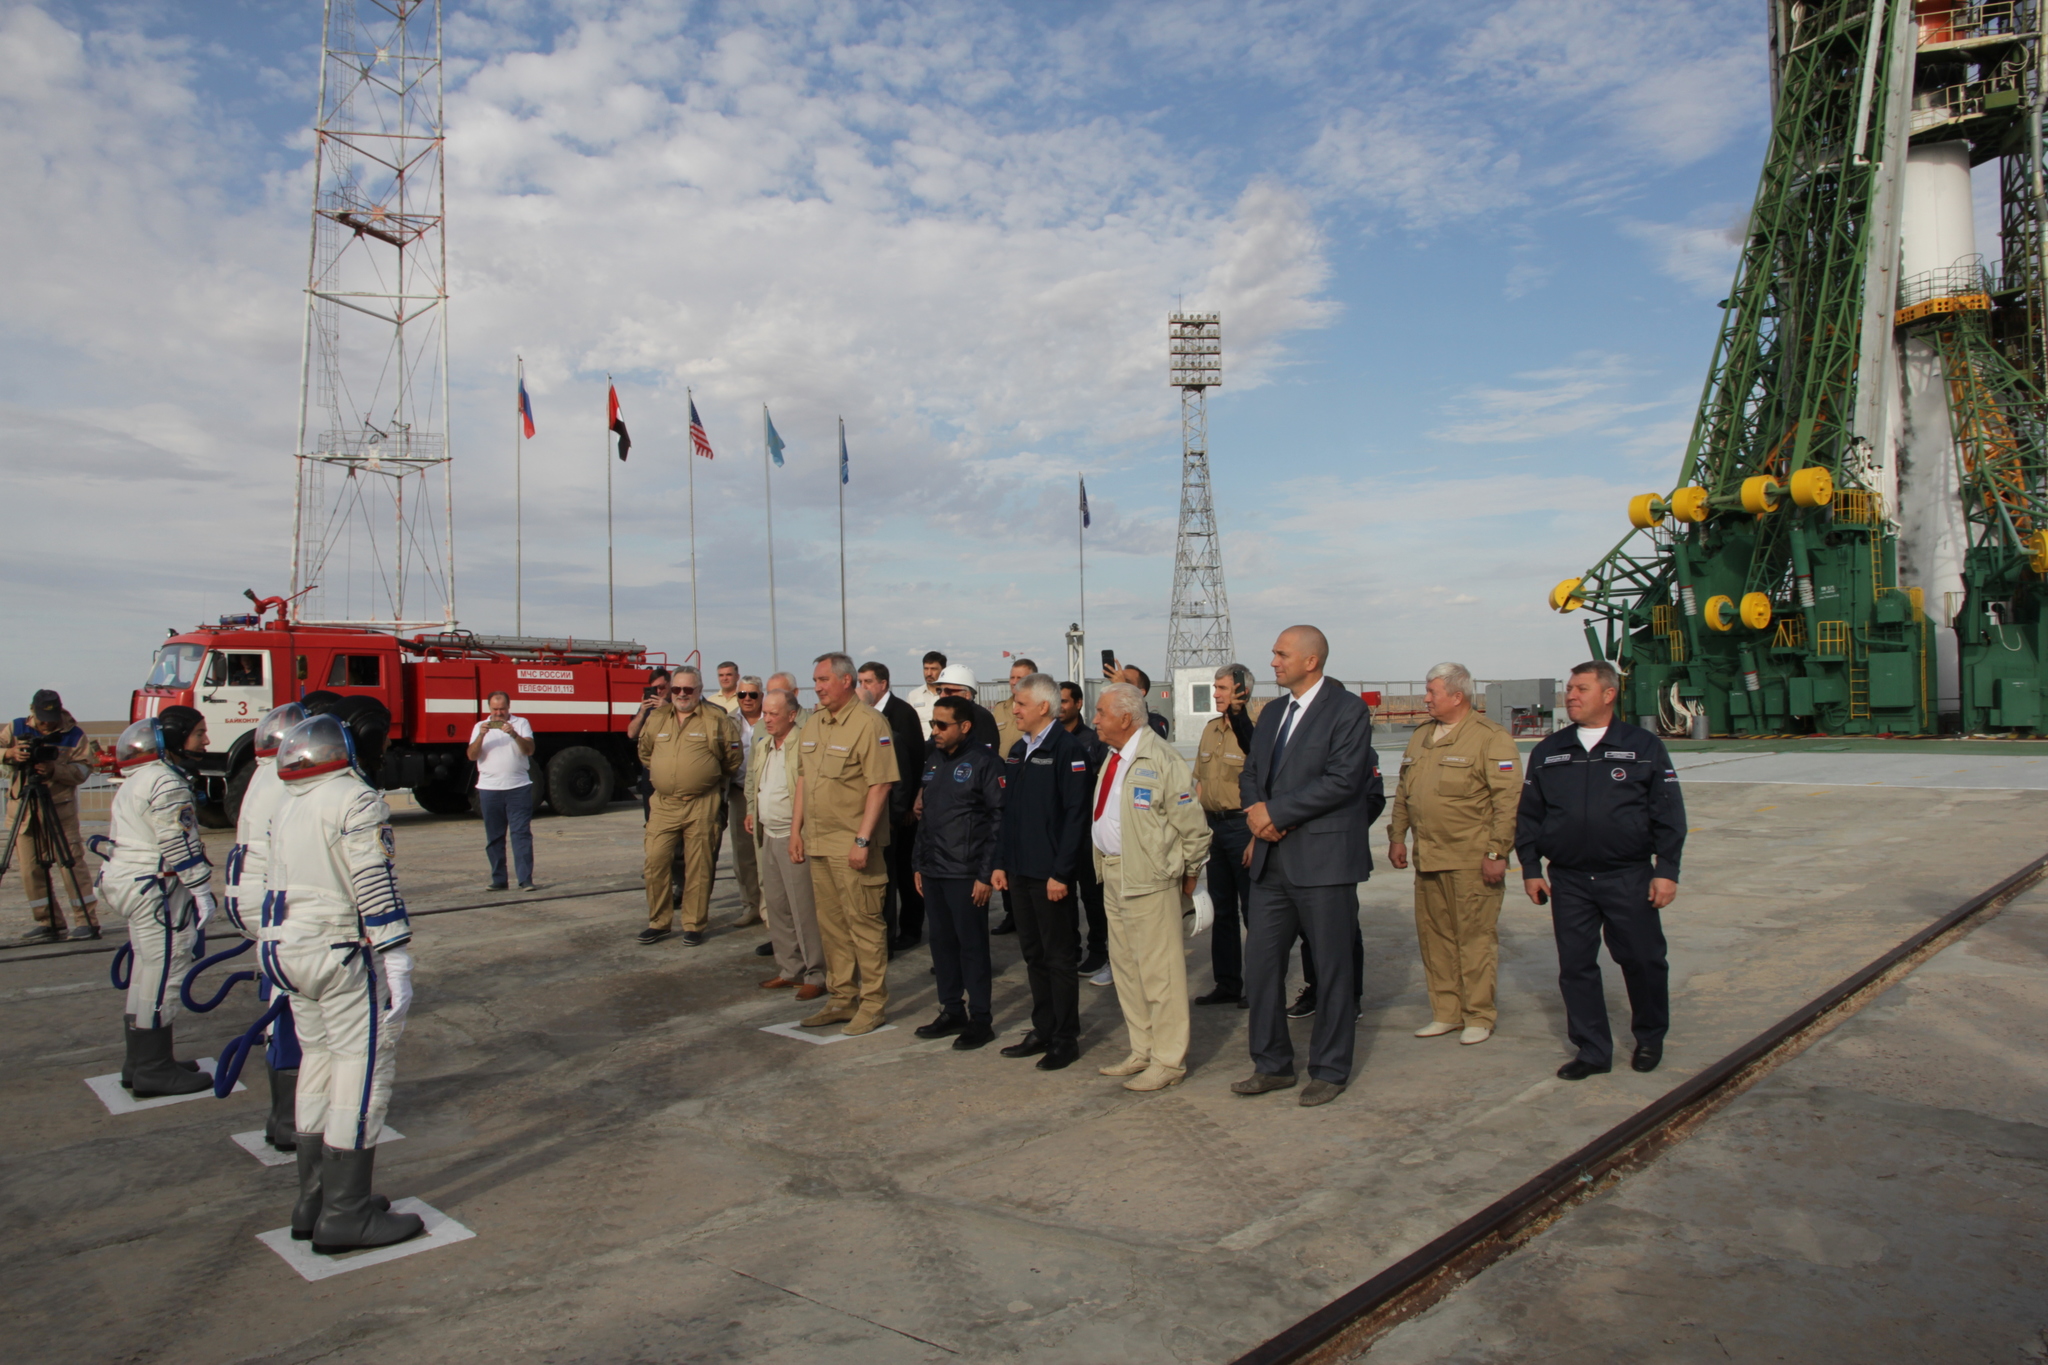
[2,689,98,943]
[467,690,537,891]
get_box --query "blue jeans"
[479,785,534,887]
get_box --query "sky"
[0,0,1782,719]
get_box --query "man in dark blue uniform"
[991,673,1095,1070]
[912,696,1005,1049]
[1516,660,1686,1080]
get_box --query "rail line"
[1230,850,2048,1365]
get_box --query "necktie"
[1094,751,1122,821]
[1269,700,1301,780]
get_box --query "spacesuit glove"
[1184,884,1214,938]
[189,889,217,929]
[381,946,416,1040]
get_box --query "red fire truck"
[130,592,662,825]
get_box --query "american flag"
[689,396,715,460]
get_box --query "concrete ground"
[1365,876,2048,1365]
[1,756,2044,1363]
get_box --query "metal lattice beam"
[1166,313,1232,671]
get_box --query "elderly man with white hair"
[1386,661,1522,1044]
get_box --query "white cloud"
[1621,211,1748,297]
[1426,354,1663,445]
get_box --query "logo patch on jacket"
[1071,759,1088,772]
[1603,750,1636,760]
[1177,791,1193,805]
[1545,753,1572,765]
[1610,767,1628,781]
[953,762,974,783]
[1131,787,1153,810]
[1497,761,1515,771]
[877,735,891,746]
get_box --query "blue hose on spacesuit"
[214,992,289,1098]
[179,936,255,1013]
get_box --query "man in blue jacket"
[991,673,1096,1070]
[1516,660,1686,1080]
[912,696,1005,1050]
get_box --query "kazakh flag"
[764,407,786,467]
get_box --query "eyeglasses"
[736,691,761,699]
[931,719,958,730]
[673,686,700,696]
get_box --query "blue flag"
[838,419,849,485]
[764,407,786,467]
[1079,476,1090,528]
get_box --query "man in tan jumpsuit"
[1191,664,1263,1004]
[789,652,897,1035]
[637,666,741,946]
[2,690,99,942]
[1386,662,1521,1044]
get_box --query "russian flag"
[517,378,536,439]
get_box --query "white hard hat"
[935,664,978,690]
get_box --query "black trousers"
[924,877,992,1022]
[1245,871,1361,1084]
[1298,921,1363,1002]
[1205,811,1253,995]
[1074,866,1106,962]
[1549,865,1669,1067]
[883,819,923,943]
[1011,875,1080,1048]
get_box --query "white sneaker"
[1089,964,1113,987]
[1460,1026,1492,1045]
[1414,1020,1459,1038]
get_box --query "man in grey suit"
[1231,625,1384,1107]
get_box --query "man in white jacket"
[264,712,423,1255]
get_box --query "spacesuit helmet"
[275,714,358,784]
[253,702,308,758]
[112,718,167,773]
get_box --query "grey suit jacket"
[1240,678,1383,886]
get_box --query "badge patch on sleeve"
[1497,761,1515,771]
[1131,787,1153,810]
[379,827,396,860]
[178,806,197,832]
[1176,791,1193,806]
[1071,759,1088,772]
[877,735,892,746]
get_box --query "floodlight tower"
[1165,312,1233,671]
[289,0,454,629]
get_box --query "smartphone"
[643,686,662,701]
[1101,649,1117,679]
[1535,889,1549,906]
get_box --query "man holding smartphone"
[467,690,537,891]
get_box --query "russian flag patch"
[1070,759,1088,771]
[877,735,892,746]
[1497,761,1514,770]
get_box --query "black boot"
[121,1015,199,1091]
[265,1067,300,1152]
[310,1145,424,1255]
[128,1024,210,1098]
[290,1132,325,1239]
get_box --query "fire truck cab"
[132,595,660,826]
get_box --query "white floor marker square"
[231,1127,405,1167]
[759,1020,897,1046]
[255,1198,473,1281]
[84,1059,245,1115]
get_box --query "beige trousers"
[725,789,761,917]
[760,833,825,985]
[644,790,721,932]
[1413,867,1504,1028]
[808,853,889,1022]
[1100,855,1190,1075]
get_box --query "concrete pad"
[254,1198,474,1281]
[760,1019,898,1045]
[3,776,2044,1362]
[84,1058,241,1114]
[1674,748,2048,789]
[231,1127,404,1166]
[1366,881,2048,1365]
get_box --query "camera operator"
[1,689,98,943]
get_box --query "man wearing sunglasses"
[720,676,766,930]
[635,665,742,946]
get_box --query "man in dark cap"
[1,690,99,943]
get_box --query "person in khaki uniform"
[1387,662,1521,1044]
[789,653,897,1035]
[2,690,99,942]
[636,666,741,945]
[1090,683,1211,1091]
[1191,664,1265,1004]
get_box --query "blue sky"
[0,0,1771,717]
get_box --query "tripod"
[0,773,98,942]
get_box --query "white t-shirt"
[471,716,535,790]
[1575,725,1608,752]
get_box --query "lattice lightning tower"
[1166,312,1233,670]
[289,0,454,628]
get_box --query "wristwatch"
[853,836,871,848]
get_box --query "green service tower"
[1553,0,2048,736]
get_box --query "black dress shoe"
[991,913,1017,935]
[679,930,706,947]
[914,1011,967,1040]
[1036,1046,1080,1071]
[1286,988,1316,1019]
[953,1021,996,1050]
[754,942,775,957]
[1557,1058,1612,1081]
[999,1032,1048,1058]
[636,927,672,945]
[1194,989,1245,1006]
[1632,1043,1662,1073]
[1077,949,1107,975]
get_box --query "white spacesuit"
[103,708,215,1098]
[263,713,422,1254]
[225,702,304,1150]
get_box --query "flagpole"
[687,387,700,660]
[763,405,779,675]
[1078,475,1086,637]
[516,354,524,636]
[606,373,615,640]
[837,417,847,654]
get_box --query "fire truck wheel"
[412,781,472,816]
[545,747,614,817]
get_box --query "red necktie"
[1094,751,1121,820]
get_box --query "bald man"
[1232,625,1383,1108]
